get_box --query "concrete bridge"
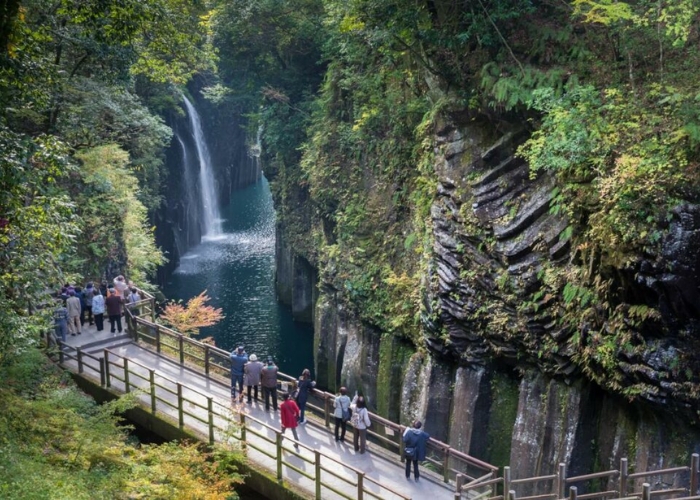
[52,295,700,500]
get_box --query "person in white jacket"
[350,396,371,454]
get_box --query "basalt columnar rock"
[425,112,700,415]
[276,109,700,482]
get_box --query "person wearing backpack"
[350,396,371,454]
[402,420,430,482]
[333,387,351,442]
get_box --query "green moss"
[376,334,415,421]
[485,372,519,467]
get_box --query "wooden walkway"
[57,320,463,500]
[54,299,700,500]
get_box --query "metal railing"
[58,343,410,500]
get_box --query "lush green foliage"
[0,2,238,495]
[0,349,242,499]
[208,0,700,400]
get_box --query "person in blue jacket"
[230,346,248,401]
[402,420,430,482]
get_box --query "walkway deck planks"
[59,322,458,500]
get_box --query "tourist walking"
[105,291,123,333]
[296,368,316,424]
[53,299,68,343]
[92,290,105,332]
[351,396,371,454]
[403,420,430,482]
[261,358,279,412]
[66,291,82,336]
[244,354,264,404]
[84,282,96,325]
[333,387,351,442]
[280,392,301,450]
[230,346,248,401]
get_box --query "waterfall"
[175,131,201,251]
[182,95,222,237]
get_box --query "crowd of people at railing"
[52,279,433,484]
[230,345,431,481]
[52,275,142,343]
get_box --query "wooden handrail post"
[620,458,628,498]
[104,350,111,388]
[133,318,139,343]
[504,466,511,498]
[177,383,184,429]
[99,357,105,386]
[509,489,517,500]
[77,347,83,373]
[557,463,567,499]
[150,297,155,322]
[357,471,365,500]
[276,432,283,482]
[240,412,246,451]
[691,453,699,495]
[155,325,161,354]
[443,446,451,483]
[642,483,651,500]
[456,473,465,494]
[205,345,210,376]
[149,370,156,414]
[207,397,214,444]
[399,425,405,462]
[315,450,321,499]
[569,486,577,500]
[124,358,130,393]
[324,395,330,428]
[178,334,184,364]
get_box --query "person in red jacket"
[280,392,300,450]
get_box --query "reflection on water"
[163,177,314,378]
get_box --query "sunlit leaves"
[159,291,224,337]
[74,144,164,284]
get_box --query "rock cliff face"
[155,84,261,282]
[275,109,700,480]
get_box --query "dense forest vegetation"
[2,0,700,495]
[0,0,242,496]
[224,0,700,406]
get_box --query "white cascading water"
[182,95,222,238]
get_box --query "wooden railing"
[122,297,498,486]
[58,343,410,500]
[73,290,700,500]
[456,456,700,500]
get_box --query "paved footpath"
[60,322,458,500]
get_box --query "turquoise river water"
[162,177,315,379]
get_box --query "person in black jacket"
[402,420,430,482]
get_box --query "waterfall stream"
[182,95,222,238]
